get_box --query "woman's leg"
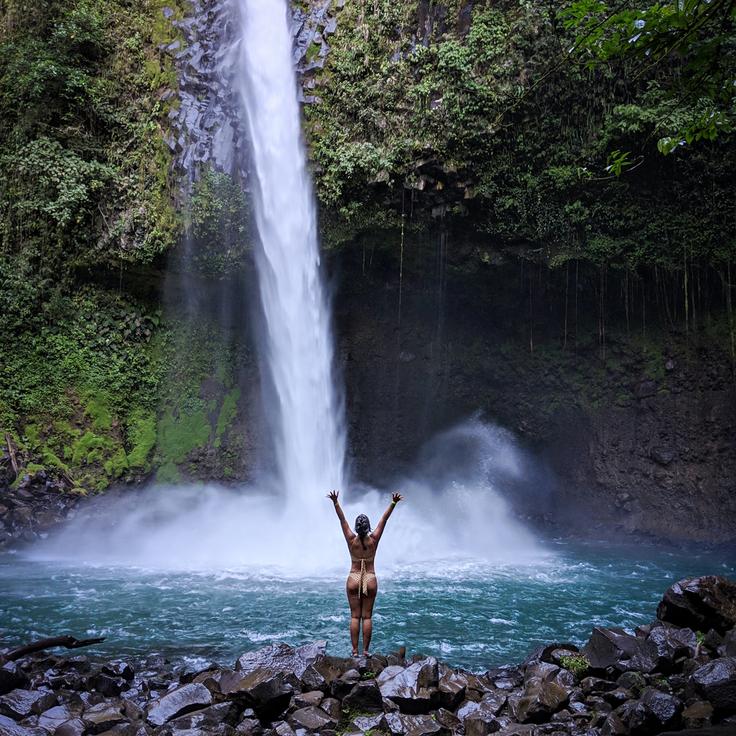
[346,577,362,656]
[360,577,378,656]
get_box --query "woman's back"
[348,534,377,571]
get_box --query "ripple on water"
[0,542,733,670]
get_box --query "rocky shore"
[1,576,735,736]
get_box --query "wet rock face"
[0,474,80,550]
[146,682,213,726]
[1,579,735,735]
[164,0,340,190]
[657,576,736,635]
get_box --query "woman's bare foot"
[362,650,370,657]
[352,650,359,657]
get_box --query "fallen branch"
[4,635,106,662]
[4,433,18,478]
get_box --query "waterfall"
[233,0,345,501]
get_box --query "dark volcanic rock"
[288,704,335,730]
[221,668,293,719]
[0,662,29,696]
[37,704,76,731]
[378,657,439,713]
[385,711,448,735]
[617,687,682,734]
[690,657,736,712]
[0,714,47,735]
[235,641,326,679]
[0,688,57,719]
[657,576,736,634]
[146,682,212,726]
[343,680,383,712]
[582,627,657,673]
[82,701,127,733]
[647,623,697,671]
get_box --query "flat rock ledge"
[1,576,736,736]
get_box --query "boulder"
[657,576,736,634]
[681,700,713,729]
[331,668,361,699]
[618,688,681,734]
[220,668,293,718]
[352,713,386,732]
[82,702,127,733]
[89,673,127,696]
[288,705,335,730]
[0,688,57,719]
[320,696,341,721]
[463,706,500,736]
[435,670,466,710]
[690,657,736,712]
[378,658,439,714]
[236,642,326,680]
[647,624,697,672]
[510,680,568,724]
[167,702,238,731]
[0,714,47,736]
[582,627,657,673]
[0,663,29,696]
[343,680,383,712]
[102,661,135,681]
[292,690,323,708]
[55,718,85,736]
[385,712,447,736]
[38,704,75,732]
[146,682,213,726]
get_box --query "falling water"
[233,0,345,500]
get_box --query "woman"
[327,489,403,657]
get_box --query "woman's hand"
[327,490,339,505]
[391,492,403,504]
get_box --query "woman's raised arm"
[327,490,355,543]
[371,492,403,544]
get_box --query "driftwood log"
[3,635,106,662]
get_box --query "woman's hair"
[355,514,371,549]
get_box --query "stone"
[55,718,85,736]
[463,708,500,736]
[682,700,713,729]
[0,714,47,735]
[292,690,323,708]
[320,696,341,721]
[378,658,439,713]
[90,673,127,697]
[0,688,57,719]
[435,670,466,710]
[236,642,326,680]
[647,623,697,671]
[331,668,361,699]
[690,657,736,712]
[582,627,657,673]
[385,712,446,736]
[288,705,334,731]
[102,661,135,681]
[434,708,461,731]
[146,682,213,726]
[220,668,293,718]
[38,704,75,732]
[657,576,736,635]
[82,702,126,733]
[352,713,386,732]
[343,680,383,712]
[0,663,29,696]
[511,680,569,723]
[167,702,238,731]
[619,688,681,734]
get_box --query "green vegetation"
[559,653,590,679]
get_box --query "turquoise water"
[1,540,733,671]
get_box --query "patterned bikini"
[348,556,376,597]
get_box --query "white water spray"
[234,0,345,501]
